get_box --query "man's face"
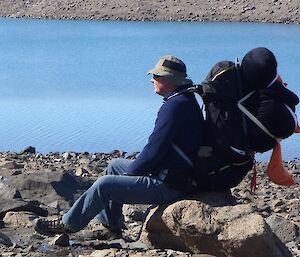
[151,75,176,97]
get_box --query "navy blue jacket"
[127,89,205,177]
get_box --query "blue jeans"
[62,158,185,231]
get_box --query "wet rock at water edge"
[20,146,36,154]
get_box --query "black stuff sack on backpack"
[192,47,299,192]
[240,47,299,153]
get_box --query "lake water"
[0,18,299,161]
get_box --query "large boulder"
[140,192,292,257]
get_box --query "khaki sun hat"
[148,55,193,86]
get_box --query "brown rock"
[3,211,38,227]
[140,192,292,257]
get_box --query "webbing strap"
[166,86,199,101]
[250,161,257,194]
[230,146,246,156]
[266,74,279,88]
[285,104,298,131]
[172,143,194,168]
[237,91,281,142]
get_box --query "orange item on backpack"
[266,143,295,186]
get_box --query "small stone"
[47,200,61,211]
[272,199,285,208]
[75,167,88,176]
[50,233,70,247]
[127,240,148,250]
[62,152,71,160]
[128,209,146,222]
[87,249,114,257]
[11,170,22,175]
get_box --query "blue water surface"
[0,18,299,161]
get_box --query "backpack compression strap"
[237,91,281,142]
[238,72,298,141]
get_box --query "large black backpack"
[188,60,298,192]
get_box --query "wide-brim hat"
[148,55,192,86]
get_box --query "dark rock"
[51,233,70,247]
[109,150,126,158]
[125,152,139,159]
[11,170,22,175]
[20,146,36,154]
[129,210,146,222]
[0,199,48,219]
[0,220,4,229]
[0,232,13,247]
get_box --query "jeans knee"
[93,175,116,199]
[106,158,131,175]
[106,159,121,175]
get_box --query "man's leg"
[95,158,133,229]
[62,165,184,232]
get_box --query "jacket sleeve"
[126,101,178,176]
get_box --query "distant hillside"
[0,0,299,24]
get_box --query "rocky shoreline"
[0,147,299,256]
[0,0,300,24]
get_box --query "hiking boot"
[33,218,75,236]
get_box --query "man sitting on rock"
[34,55,205,240]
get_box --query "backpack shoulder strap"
[172,143,194,168]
